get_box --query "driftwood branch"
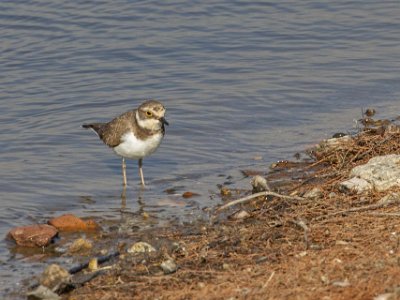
[216,191,304,212]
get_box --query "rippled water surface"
[1,1,400,296]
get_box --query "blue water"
[1,1,400,296]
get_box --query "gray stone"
[27,285,61,300]
[39,264,71,291]
[160,259,178,274]
[251,175,270,193]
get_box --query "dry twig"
[216,191,304,212]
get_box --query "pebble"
[303,187,323,199]
[68,237,93,253]
[127,242,156,254]
[323,135,352,149]
[88,258,98,271]
[40,264,71,291]
[197,282,206,289]
[160,259,178,274]
[8,224,58,248]
[26,285,61,300]
[182,191,199,198]
[229,210,250,220]
[331,278,350,287]
[251,175,270,193]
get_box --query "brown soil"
[65,115,400,300]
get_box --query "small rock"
[127,242,156,254]
[40,264,71,291]
[222,263,231,270]
[304,187,323,199]
[335,240,349,245]
[364,108,376,117]
[251,175,270,193]
[220,186,232,196]
[229,210,250,220]
[331,278,350,287]
[160,259,178,274]
[68,238,93,253]
[88,258,98,271]
[182,191,199,198]
[374,293,395,300]
[332,132,347,138]
[339,177,372,194]
[48,214,99,232]
[197,282,206,289]
[8,224,58,247]
[27,285,61,300]
[320,275,330,285]
[323,135,352,149]
[296,251,307,258]
[328,192,337,199]
[377,192,400,206]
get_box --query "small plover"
[83,100,168,187]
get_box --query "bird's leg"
[138,158,146,187]
[122,157,127,186]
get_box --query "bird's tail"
[82,123,104,137]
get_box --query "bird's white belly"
[113,131,163,159]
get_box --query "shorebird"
[83,100,168,187]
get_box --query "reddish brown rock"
[8,224,58,247]
[48,214,99,232]
[182,191,200,198]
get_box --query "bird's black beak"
[160,117,169,126]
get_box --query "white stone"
[350,154,400,192]
[340,177,372,194]
[127,242,156,254]
[304,187,323,199]
[323,135,353,149]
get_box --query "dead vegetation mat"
[66,118,400,300]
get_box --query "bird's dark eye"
[146,111,152,117]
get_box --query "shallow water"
[1,0,400,296]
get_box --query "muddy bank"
[18,112,400,299]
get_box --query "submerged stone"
[48,214,99,232]
[68,237,93,253]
